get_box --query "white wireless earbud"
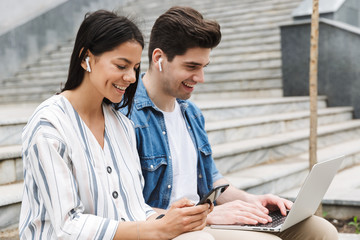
[85,56,91,72]
[158,57,163,72]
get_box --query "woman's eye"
[117,65,126,70]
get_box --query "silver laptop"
[210,155,344,232]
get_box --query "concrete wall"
[293,0,360,28]
[0,0,128,82]
[280,18,360,118]
[0,0,68,35]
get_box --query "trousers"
[173,216,338,240]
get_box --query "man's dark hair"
[62,10,144,116]
[148,6,221,63]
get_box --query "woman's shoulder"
[30,95,68,120]
[105,104,133,127]
[24,95,72,133]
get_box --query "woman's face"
[86,41,143,103]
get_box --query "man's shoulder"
[178,99,203,117]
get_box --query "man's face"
[160,47,211,100]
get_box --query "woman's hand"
[156,198,211,239]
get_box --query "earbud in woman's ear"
[158,58,163,72]
[85,56,91,72]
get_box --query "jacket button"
[150,165,154,169]
[168,185,171,189]
[199,174,202,178]
[162,131,166,135]
[107,166,112,173]
[112,191,118,199]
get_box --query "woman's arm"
[114,199,210,240]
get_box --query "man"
[123,6,338,240]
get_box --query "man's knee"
[278,215,338,240]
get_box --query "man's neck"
[142,71,176,112]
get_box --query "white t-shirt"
[161,101,199,206]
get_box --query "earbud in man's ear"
[158,58,163,72]
[85,56,91,72]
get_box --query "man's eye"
[187,65,197,70]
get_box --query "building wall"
[281,19,360,118]
[0,0,127,82]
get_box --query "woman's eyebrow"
[116,57,141,65]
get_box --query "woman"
[19,10,212,240]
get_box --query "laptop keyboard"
[244,211,287,228]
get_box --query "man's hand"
[206,194,293,225]
[245,193,293,217]
[206,200,272,225]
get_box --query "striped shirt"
[19,95,155,239]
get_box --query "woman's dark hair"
[62,10,144,116]
[148,6,221,63]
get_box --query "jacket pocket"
[140,156,167,172]
[199,143,212,156]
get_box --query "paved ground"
[339,233,360,240]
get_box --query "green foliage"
[322,211,328,218]
[348,216,360,234]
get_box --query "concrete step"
[197,78,282,92]
[213,120,360,175]
[0,87,58,104]
[0,103,38,146]
[225,138,360,196]
[191,88,284,100]
[0,182,23,230]
[280,161,360,220]
[1,76,64,89]
[204,68,282,82]
[196,96,328,122]
[0,145,22,185]
[206,107,354,145]
[137,0,299,25]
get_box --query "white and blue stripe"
[20,95,155,239]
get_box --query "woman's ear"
[80,50,93,72]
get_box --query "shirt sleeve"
[24,124,119,239]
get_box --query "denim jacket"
[122,74,222,209]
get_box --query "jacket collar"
[134,73,188,111]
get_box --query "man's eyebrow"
[184,61,210,67]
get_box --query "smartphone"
[196,184,229,205]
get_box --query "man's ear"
[152,48,165,72]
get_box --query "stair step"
[196,78,282,92]
[206,107,354,145]
[0,103,38,146]
[213,120,360,174]
[279,161,360,220]
[192,88,283,100]
[0,145,22,161]
[196,96,328,121]
[0,182,23,229]
[225,138,360,195]
[204,68,282,82]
